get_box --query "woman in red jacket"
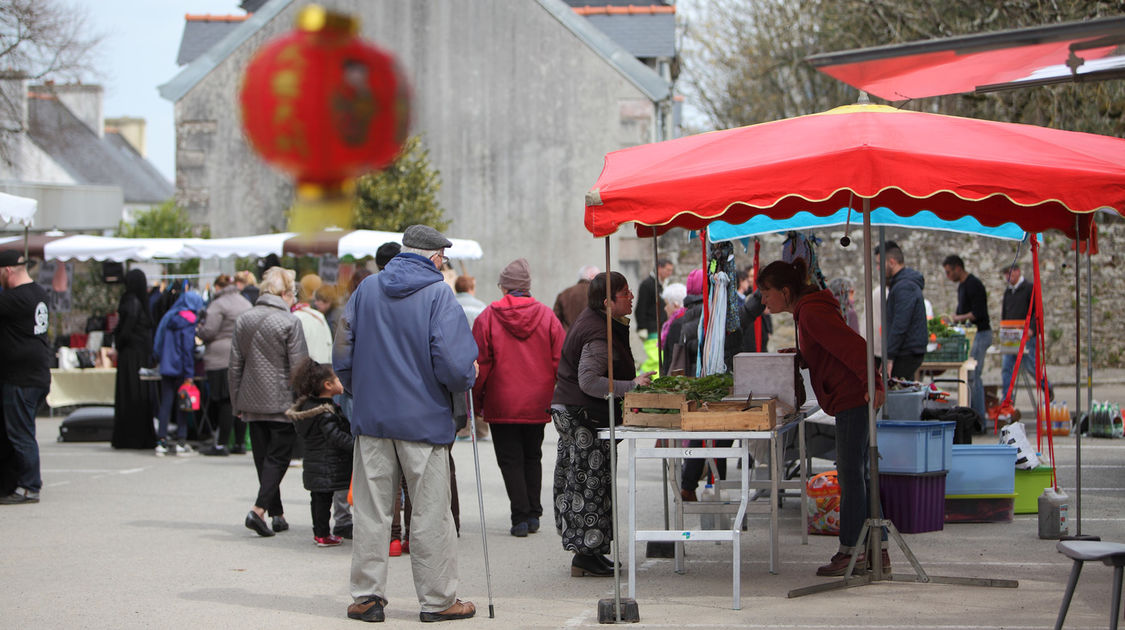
[471,259,565,537]
[758,258,886,577]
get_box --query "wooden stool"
[1055,540,1125,630]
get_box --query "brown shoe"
[347,596,386,622]
[816,551,866,577]
[419,599,475,622]
[680,489,697,502]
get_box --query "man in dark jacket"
[335,225,478,623]
[552,264,598,330]
[880,246,928,379]
[1000,263,1038,403]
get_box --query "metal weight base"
[788,518,1020,598]
[597,597,640,624]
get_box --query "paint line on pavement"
[42,480,71,488]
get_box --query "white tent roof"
[41,235,207,262]
[0,192,37,226]
[183,233,297,259]
[338,230,484,260]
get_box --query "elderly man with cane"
[334,225,479,623]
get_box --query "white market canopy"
[0,192,38,227]
[0,229,483,262]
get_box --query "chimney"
[105,116,147,156]
[35,83,104,138]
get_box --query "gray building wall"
[174,0,664,305]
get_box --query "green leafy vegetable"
[633,373,734,402]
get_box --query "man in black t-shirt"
[943,255,992,421]
[0,251,51,504]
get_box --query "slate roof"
[584,12,675,59]
[26,95,174,205]
[177,16,246,66]
[161,0,671,103]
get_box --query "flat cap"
[402,225,452,250]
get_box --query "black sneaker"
[201,444,229,456]
[0,487,39,505]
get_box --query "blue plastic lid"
[951,444,1017,453]
[877,420,955,428]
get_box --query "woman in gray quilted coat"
[229,266,308,537]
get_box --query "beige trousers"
[350,436,459,612]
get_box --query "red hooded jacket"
[471,294,565,424]
[793,289,883,416]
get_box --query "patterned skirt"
[551,406,614,555]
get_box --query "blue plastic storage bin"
[876,420,955,474]
[945,445,1017,496]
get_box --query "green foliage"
[634,373,734,401]
[116,200,207,275]
[117,199,197,239]
[71,262,122,317]
[352,135,448,232]
[682,0,1125,136]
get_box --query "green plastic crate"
[1013,467,1053,514]
[926,335,969,362]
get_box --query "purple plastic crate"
[878,471,946,534]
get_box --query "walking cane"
[465,391,496,618]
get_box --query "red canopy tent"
[583,103,1125,592]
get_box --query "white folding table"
[600,416,806,610]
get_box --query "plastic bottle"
[1038,488,1069,539]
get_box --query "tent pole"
[604,237,622,621]
[878,227,888,385]
[1073,216,1082,535]
[653,228,662,372]
[862,198,883,580]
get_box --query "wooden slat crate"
[680,397,788,431]
[622,391,685,428]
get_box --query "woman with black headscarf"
[111,269,157,449]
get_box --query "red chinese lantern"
[239,5,411,232]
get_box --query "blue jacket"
[885,267,928,358]
[153,292,204,379]
[334,253,477,445]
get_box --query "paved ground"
[3,370,1124,629]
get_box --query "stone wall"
[653,215,1125,368]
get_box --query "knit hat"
[686,269,705,296]
[498,258,531,292]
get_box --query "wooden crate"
[680,397,786,431]
[623,391,684,428]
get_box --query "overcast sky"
[70,0,245,183]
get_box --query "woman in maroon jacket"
[471,259,565,537]
[758,258,887,578]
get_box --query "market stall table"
[599,414,806,610]
[46,368,116,408]
[915,357,977,406]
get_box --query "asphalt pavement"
[3,396,1124,629]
